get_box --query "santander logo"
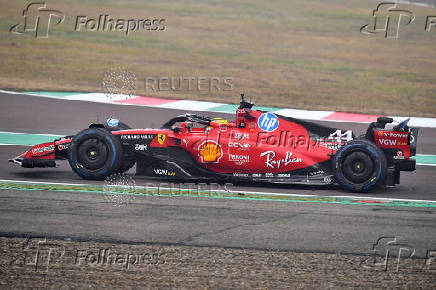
[31,144,54,155]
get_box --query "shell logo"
[198,141,223,163]
[377,131,383,137]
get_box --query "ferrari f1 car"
[9,95,418,192]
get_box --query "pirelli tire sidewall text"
[334,139,387,192]
[103,121,136,174]
[68,128,123,180]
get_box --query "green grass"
[0,0,435,117]
[2,181,436,207]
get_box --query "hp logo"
[258,112,279,132]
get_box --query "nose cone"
[8,151,27,166]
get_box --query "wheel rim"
[342,151,375,184]
[77,138,109,171]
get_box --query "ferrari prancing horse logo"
[157,134,166,145]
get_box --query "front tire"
[68,128,123,180]
[334,140,387,192]
[104,120,136,173]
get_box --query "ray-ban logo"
[10,2,65,38]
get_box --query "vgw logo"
[361,2,415,39]
[10,2,65,38]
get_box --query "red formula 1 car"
[9,95,418,192]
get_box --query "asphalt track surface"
[0,92,435,256]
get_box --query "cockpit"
[161,94,255,132]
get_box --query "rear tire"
[68,128,123,180]
[334,140,387,192]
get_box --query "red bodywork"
[374,130,411,158]
[9,102,416,188]
[110,110,339,175]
